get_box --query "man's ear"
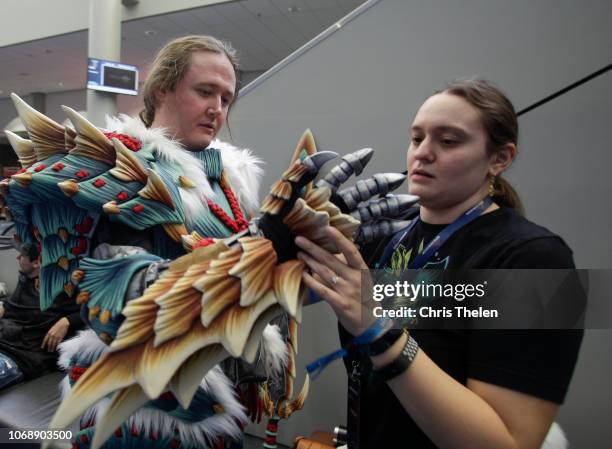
[32,258,40,270]
[155,88,167,105]
[489,143,516,177]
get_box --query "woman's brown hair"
[438,79,524,214]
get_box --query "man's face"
[17,253,37,277]
[153,51,236,150]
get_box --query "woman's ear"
[489,143,516,177]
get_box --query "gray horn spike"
[355,219,413,245]
[338,172,407,210]
[302,151,338,173]
[315,148,374,192]
[351,194,419,222]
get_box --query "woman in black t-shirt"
[295,79,583,449]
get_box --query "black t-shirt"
[340,207,584,449]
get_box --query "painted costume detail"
[1,94,415,449]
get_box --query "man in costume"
[1,35,415,449]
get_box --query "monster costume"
[1,94,417,449]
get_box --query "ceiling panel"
[215,1,255,22]
[260,15,307,50]
[242,0,282,18]
[285,10,325,40]
[0,0,367,100]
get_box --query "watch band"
[361,328,406,356]
[374,334,419,382]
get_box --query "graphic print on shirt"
[384,238,450,271]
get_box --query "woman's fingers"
[298,251,344,289]
[295,234,350,278]
[302,271,345,311]
[325,226,368,270]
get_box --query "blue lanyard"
[376,196,493,269]
[305,317,391,380]
[306,197,493,379]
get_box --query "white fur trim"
[541,422,568,449]
[58,329,247,444]
[259,324,289,377]
[213,139,263,215]
[106,115,263,223]
[58,329,108,370]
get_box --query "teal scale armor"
[1,98,266,449]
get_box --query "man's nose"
[207,96,222,116]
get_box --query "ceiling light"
[288,6,301,13]
[58,82,64,87]
[144,30,157,36]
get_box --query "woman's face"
[407,93,495,211]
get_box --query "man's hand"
[41,317,70,352]
[0,302,5,319]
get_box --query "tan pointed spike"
[152,262,210,347]
[290,129,317,164]
[304,186,332,210]
[11,93,67,161]
[57,256,69,271]
[178,175,196,188]
[273,260,305,320]
[241,305,284,365]
[4,130,36,167]
[169,240,230,272]
[181,231,205,252]
[288,318,298,353]
[283,198,334,250]
[286,343,296,379]
[102,201,120,215]
[62,105,115,165]
[279,374,310,419]
[162,223,187,243]
[111,270,182,352]
[90,385,149,449]
[261,383,274,417]
[47,346,138,435]
[64,126,77,151]
[58,179,79,198]
[109,138,148,184]
[270,179,292,200]
[138,169,175,210]
[169,345,227,409]
[57,227,69,243]
[11,172,33,187]
[229,238,277,307]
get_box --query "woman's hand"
[295,226,375,336]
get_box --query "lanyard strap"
[306,197,493,379]
[376,196,493,269]
[305,317,391,379]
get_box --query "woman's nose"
[412,138,435,162]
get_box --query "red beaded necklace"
[206,179,249,234]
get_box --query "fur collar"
[106,115,263,221]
